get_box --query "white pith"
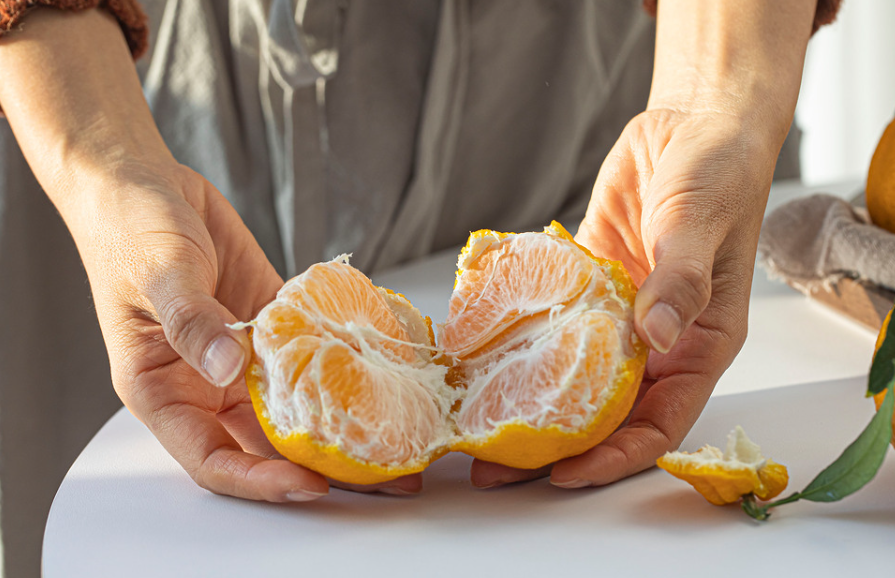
[251,224,642,467]
[660,426,768,470]
[252,256,458,468]
[441,225,640,439]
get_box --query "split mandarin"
[245,222,647,484]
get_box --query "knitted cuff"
[642,0,843,35]
[0,0,148,58]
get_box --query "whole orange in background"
[245,222,648,484]
[867,117,895,234]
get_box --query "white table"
[43,180,894,577]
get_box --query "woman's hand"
[75,161,423,499]
[0,7,420,500]
[470,0,817,489]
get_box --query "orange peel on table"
[656,426,789,506]
[244,221,648,485]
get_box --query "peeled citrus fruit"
[440,222,648,469]
[656,426,789,505]
[867,117,895,234]
[245,256,456,484]
[872,308,895,448]
[245,221,647,484]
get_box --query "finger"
[550,424,670,488]
[213,401,423,496]
[149,399,329,501]
[148,282,250,388]
[329,474,424,496]
[470,459,552,489]
[216,401,282,459]
[635,233,715,353]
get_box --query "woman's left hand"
[470,106,779,488]
[468,0,817,489]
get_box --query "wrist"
[0,8,174,207]
[648,0,816,149]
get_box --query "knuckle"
[157,294,207,351]
[675,260,713,304]
[195,447,247,494]
[657,259,713,322]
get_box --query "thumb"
[635,234,715,353]
[151,287,250,388]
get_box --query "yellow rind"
[246,355,446,484]
[755,460,789,501]
[450,350,647,469]
[656,456,789,506]
[656,459,762,505]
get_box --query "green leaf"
[797,381,894,503]
[868,305,895,396]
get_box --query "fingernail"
[642,301,682,354]
[379,487,418,496]
[474,480,504,490]
[203,335,245,387]
[285,489,327,502]
[550,478,592,489]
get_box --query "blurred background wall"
[796,0,895,186]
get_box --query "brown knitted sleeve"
[0,0,148,59]
[642,0,843,35]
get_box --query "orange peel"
[656,426,789,505]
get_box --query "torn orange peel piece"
[656,426,789,506]
[245,221,647,484]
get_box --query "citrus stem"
[740,491,802,521]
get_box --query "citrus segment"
[656,426,789,505]
[276,258,416,362]
[441,229,596,357]
[457,311,621,433]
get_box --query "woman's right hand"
[76,159,336,501]
[0,7,421,499]
[77,160,422,499]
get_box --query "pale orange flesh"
[249,258,452,482]
[440,223,647,468]
[247,223,648,482]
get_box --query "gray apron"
[0,1,798,575]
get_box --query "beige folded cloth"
[760,193,895,292]
[758,194,895,329]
